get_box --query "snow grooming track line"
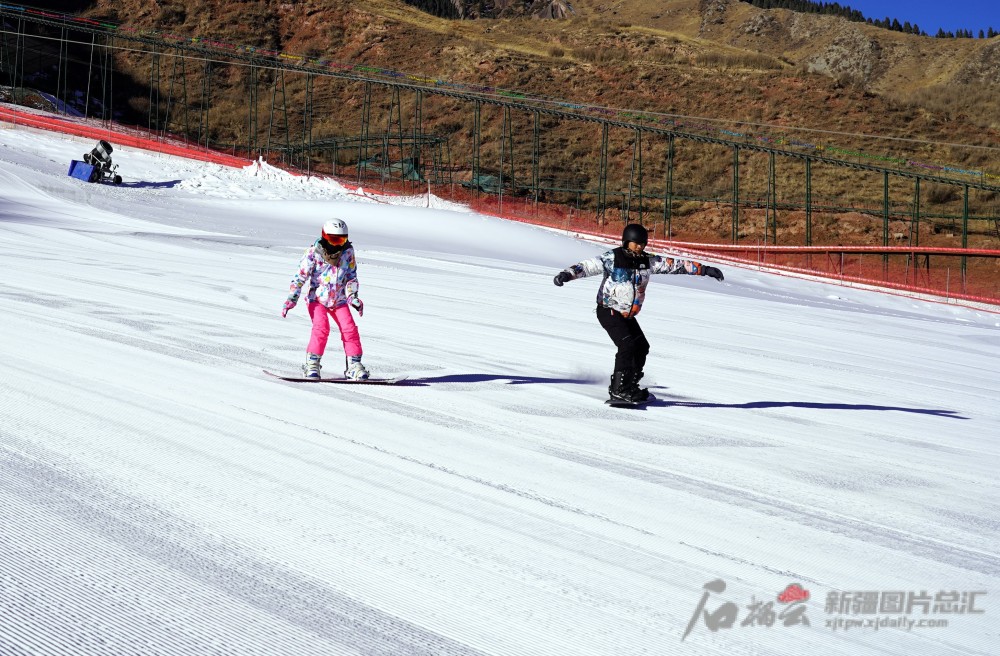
[263,365,636,432]
[0,441,490,656]
[0,293,319,378]
[0,372,584,656]
[230,402,654,537]
[0,304,275,372]
[223,400,998,655]
[222,406,778,615]
[247,366,991,582]
[543,447,1000,577]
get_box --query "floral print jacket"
[288,240,359,308]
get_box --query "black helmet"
[622,223,648,248]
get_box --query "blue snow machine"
[68,140,122,185]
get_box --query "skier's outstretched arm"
[552,256,604,286]
[649,256,724,281]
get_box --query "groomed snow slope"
[1,120,999,655]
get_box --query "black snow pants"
[596,305,650,374]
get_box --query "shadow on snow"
[404,374,594,385]
[395,377,966,418]
[117,180,182,189]
[643,397,967,419]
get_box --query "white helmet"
[322,219,348,240]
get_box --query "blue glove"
[349,296,364,317]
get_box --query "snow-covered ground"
[1,117,998,655]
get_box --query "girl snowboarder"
[281,219,369,380]
[552,223,724,403]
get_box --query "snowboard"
[605,392,656,408]
[263,370,407,385]
[606,399,644,408]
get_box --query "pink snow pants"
[307,302,362,357]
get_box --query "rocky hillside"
[71,0,1000,135]
[700,0,1000,126]
[400,0,575,19]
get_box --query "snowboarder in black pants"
[553,224,725,404]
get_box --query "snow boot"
[609,370,642,403]
[344,355,370,380]
[626,371,650,403]
[302,353,322,379]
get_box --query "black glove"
[553,271,573,287]
[702,266,724,281]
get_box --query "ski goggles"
[322,234,348,247]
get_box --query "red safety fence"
[4,105,998,308]
[456,191,1000,308]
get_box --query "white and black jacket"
[560,247,709,316]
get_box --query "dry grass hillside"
[65,0,1000,135]
[69,0,1000,156]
